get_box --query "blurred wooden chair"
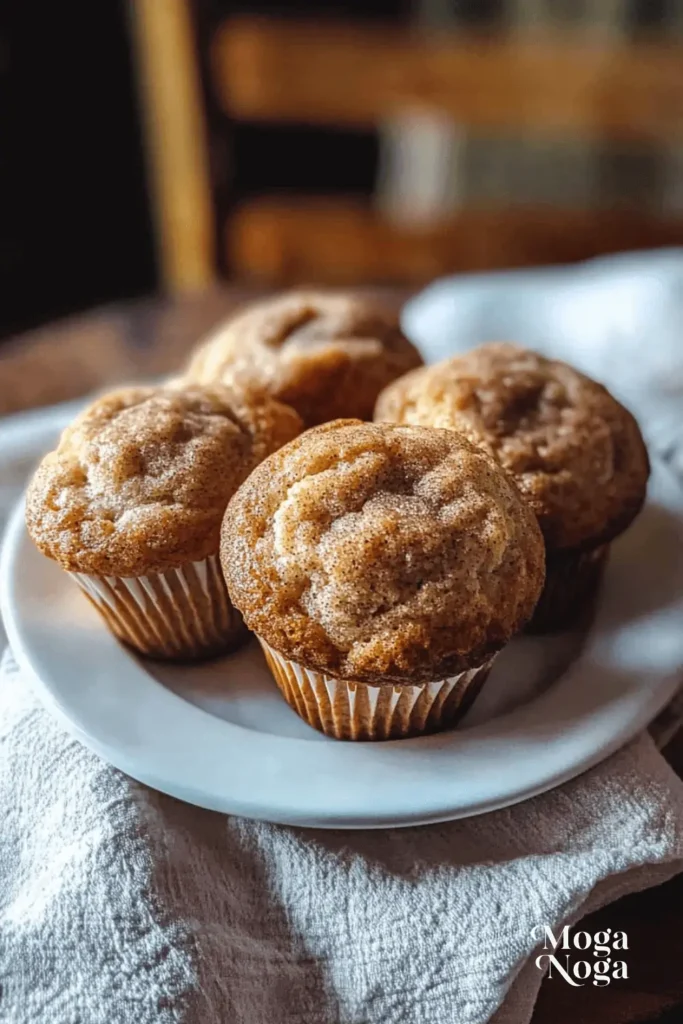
[128,1,683,290]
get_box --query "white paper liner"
[259,638,494,741]
[70,554,243,660]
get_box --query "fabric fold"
[2,649,682,1024]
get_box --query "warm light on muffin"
[220,419,545,739]
[376,342,650,631]
[184,290,423,426]
[25,383,302,660]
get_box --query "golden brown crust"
[184,290,423,426]
[375,343,650,551]
[26,384,302,576]
[221,420,545,684]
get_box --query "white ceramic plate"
[2,455,683,828]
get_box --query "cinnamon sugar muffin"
[221,419,545,740]
[184,290,423,427]
[375,343,650,630]
[26,383,302,660]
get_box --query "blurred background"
[3,2,683,363]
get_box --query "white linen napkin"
[3,251,683,1023]
[402,248,683,466]
[2,648,683,1024]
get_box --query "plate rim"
[2,461,682,829]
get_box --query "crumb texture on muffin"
[26,384,302,576]
[375,343,650,550]
[221,420,545,684]
[185,290,423,426]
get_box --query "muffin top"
[184,290,423,426]
[26,384,302,576]
[375,343,650,552]
[221,420,545,684]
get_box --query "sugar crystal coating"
[184,290,423,426]
[221,420,545,684]
[375,343,650,551]
[26,383,303,575]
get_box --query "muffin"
[221,419,545,740]
[184,290,423,427]
[26,383,302,660]
[375,343,650,631]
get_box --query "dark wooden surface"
[1,291,682,1023]
[228,198,683,285]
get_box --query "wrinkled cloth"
[3,253,683,1023]
[2,649,683,1024]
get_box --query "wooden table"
[1,292,682,1023]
